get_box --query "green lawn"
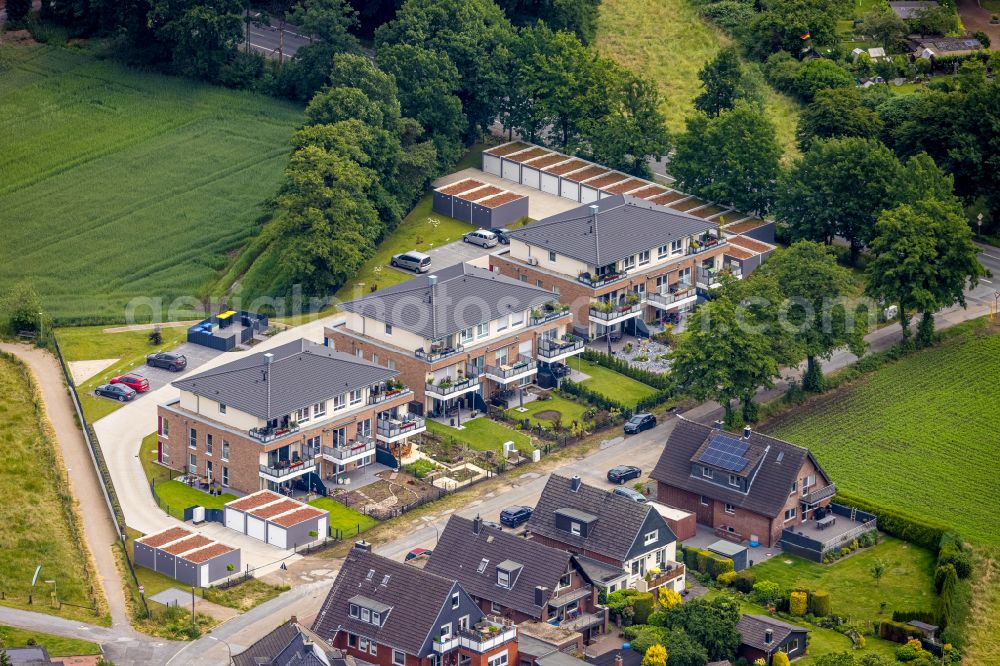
[56,324,189,423]
[0,45,302,323]
[595,0,801,157]
[751,537,937,621]
[566,357,659,405]
[765,321,1000,547]
[307,497,379,538]
[0,626,100,657]
[426,417,533,454]
[0,354,106,623]
[508,395,590,429]
[152,481,237,520]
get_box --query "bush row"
[681,545,735,578]
[580,350,674,390]
[833,492,948,551]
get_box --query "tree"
[862,7,908,50]
[870,557,887,586]
[909,5,957,36]
[776,137,903,265]
[791,59,855,102]
[694,47,746,117]
[867,199,984,347]
[4,0,31,25]
[746,0,843,59]
[497,0,601,43]
[661,597,741,662]
[754,241,868,391]
[642,644,668,666]
[0,648,11,666]
[773,652,792,666]
[2,281,43,336]
[148,0,245,81]
[278,0,361,100]
[671,102,781,216]
[660,628,708,666]
[797,87,883,151]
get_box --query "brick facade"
[332,632,516,666]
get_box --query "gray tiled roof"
[527,474,675,563]
[737,615,807,652]
[339,263,556,340]
[572,554,626,585]
[425,515,573,619]
[173,339,396,420]
[507,195,717,267]
[651,418,832,519]
[234,619,342,666]
[312,548,464,656]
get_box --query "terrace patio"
[780,503,878,562]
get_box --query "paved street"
[245,15,312,60]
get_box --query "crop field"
[0,45,302,323]
[765,321,1000,546]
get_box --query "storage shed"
[707,539,750,572]
[432,180,529,229]
[134,526,240,587]
[649,502,697,542]
[223,490,329,549]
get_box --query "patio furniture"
[817,514,836,530]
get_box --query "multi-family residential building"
[651,417,836,548]
[324,263,585,417]
[156,339,425,495]
[525,475,685,594]
[490,195,773,339]
[425,516,607,643]
[312,543,520,666]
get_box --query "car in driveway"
[499,505,533,528]
[405,547,432,562]
[391,251,432,273]
[613,487,647,503]
[463,229,499,248]
[493,228,512,245]
[607,465,642,485]
[146,352,187,371]
[624,413,656,434]
[95,383,137,402]
[110,373,150,393]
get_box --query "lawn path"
[0,343,129,629]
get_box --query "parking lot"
[92,341,222,405]
[388,235,496,278]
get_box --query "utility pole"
[191,586,196,629]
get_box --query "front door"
[157,440,163,463]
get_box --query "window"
[536,279,544,288]
[622,255,636,270]
[476,322,489,339]
[497,570,510,588]
[296,407,310,423]
[460,327,474,344]
[631,560,640,575]
[349,389,362,405]
[348,634,357,648]
[313,402,326,418]
[478,558,489,573]
[356,349,365,358]
[491,601,502,614]
[559,573,571,588]
[459,615,470,631]
[638,250,650,266]
[206,434,213,455]
[656,548,665,565]
[497,316,507,332]
[802,474,816,490]
[702,466,713,479]
[725,503,735,515]
[495,348,509,366]
[370,642,379,655]
[388,359,396,371]
[206,460,213,482]
[548,250,557,262]
[359,638,369,652]
[222,466,229,487]
[440,623,453,640]
[511,310,524,327]
[790,480,797,494]
[671,239,683,255]
[643,530,658,546]
[159,417,169,438]
[609,584,617,593]
[393,650,405,666]
[189,428,197,449]
[489,651,509,666]
[657,244,669,259]
[785,639,799,653]
[700,495,710,506]
[784,507,797,522]
[333,394,345,410]
[570,522,581,536]
[349,604,360,618]
[219,403,226,414]
[222,440,229,461]
[729,474,739,487]
[372,611,381,625]
[361,608,371,623]
[520,275,528,283]
[452,592,460,609]
[385,323,393,335]
[189,453,197,474]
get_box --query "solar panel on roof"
[699,434,750,472]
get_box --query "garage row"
[224,490,329,550]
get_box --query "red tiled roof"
[689,204,729,219]
[478,192,526,208]
[628,185,669,199]
[437,179,485,195]
[250,499,302,520]
[485,142,532,157]
[584,172,630,189]
[724,246,755,260]
[563,165,609,183]
[646,191,686,206]
[137,526,193,548]
[602,178,647,194]
[227,490,283,512]
[182,543,235,564]
[524,154,571,169]
[544,159,590,176]
[270,507,326,528]
[457,185,502,202]
[723,219,767,233]
[506,147,551,163]
[161,535,212,555]
[728,235,773,254]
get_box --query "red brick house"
[313,544,519,666]
[651,418,835,548]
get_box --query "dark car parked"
[624,412,656,434]
[95,383,137,402]
[146,352,187,371]
[607,464,642,485]
[493,228,512,244]
[499,505,533,528]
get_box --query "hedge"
[892,610,937,624]
[682,546,733,577]
[789,591,808,616]
[633,591,656,624]
[834,492,948,550]
[581,350,674,390]
[879,620,914,644]
[708,555,735,578]
[937,534,972,579]
[810,590,830,617]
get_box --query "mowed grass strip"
[509,395,590,429]
[308,497,379,537]
[0,626,100,657]
[0,45,303,323]
[426,417,533,454]
[594,0,800,156]
[567,357,659,405]
[0,354,105,622]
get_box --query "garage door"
[521,167,540,190]
[501,159,520,182]
[246,515,266,541]
[580,187,599,204]
[483,154,501,175]
[540,173,559,196]
[225,508,244,533]
[561,180,580,202]
[267,524,288,549]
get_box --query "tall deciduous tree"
[662,597,742,662]
[797,87,883,151]
[695,47,746,117]
[148,0,245,81]
[279,0,360,100]
[497,0,601,43]
[746,0,843,59]
[2,281,43,335]
[671,102,781,216]
[4,0,31,25]
[861,7,908,50]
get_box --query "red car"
[110,373,150,393]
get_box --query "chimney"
[354,540,372,552]
[534,586,548,607]
[290,614,298,625]
[614,654,624,666]
[589,204,598,233]
[264,352,274,365]
[570,475,582,492]
[765,629,773,645]
[473,515,482,534]
[712,419,724,430]
[743,426,752,440]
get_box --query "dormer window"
[702,467,713,479]
[361,608,371,623]
[349,603,360,618]
[497,570,510,588]
[570,522,581,536]
[366,569,375,581]
[729,474,740,487]
[372,611,381,625]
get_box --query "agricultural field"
[595,0,801,156]
[0,45,302,323]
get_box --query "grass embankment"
[426,417,533,454]
[57,325,188,423]
[308,497,379,537]
[594,0,801,157]
[567,357,659,404]
[0,45,303,323]
[0,353,108,624]
[0,626,100,657]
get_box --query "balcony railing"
[259,450,319,478]
[577,270,629,288]
[484,355,537,382]
[537,335,585,359]
[697,267,721,286]
[802,483,837,505]
[321,438,375,461]
[644,563,686,589]
[689,237,726,255]
[376,415,426,440]
[646,286,695,308]
[416,344,465,363]
[588,301,643,322]
[248,423,300,443]
[369,387,413,406]
[559,610,606,631]
[425,375,481,397]
[433,626,517,654]
[530,308,572,326]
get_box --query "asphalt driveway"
[133,342,221,392]
[388,237,498,278]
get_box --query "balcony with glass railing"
[376,414,426,443]
[484,354,537,384]
[321,437,375,462]
[588,299,644,325]
[537,335,585,361]
[425,368,482,399]
[433,624,517,654]
[646,284,696,310]
[259,446,320,480]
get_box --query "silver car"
[612,486,647,503]
[390,251,432,273]
[463,230,499,248]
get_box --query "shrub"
[810,590,831,617]
[633,591,656,624]
[751,580,783,606]
[717,571,737,587]
[658,587,682,610]
[934,564,956,594]
[892,610,936,624]
[733,570,756,593]
[840,547,851,557]
[695,549,710,574]
[772,652,791,666]
[859,530,877,548]
[938,565,958,628]
[879,619,912,644]
[404,459,437,479]
[896,644,919,662]
[623,625,669,654]
[789,591,808,616]
[708,555,735,578]
[641,644,668,666]
[937,542,972,579]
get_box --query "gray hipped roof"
[651,418,833,519]
[737,615,808,652]
[507,195,717,267]
[339,263,556,340]
[173,339,396,420]
[425,515,574,619]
